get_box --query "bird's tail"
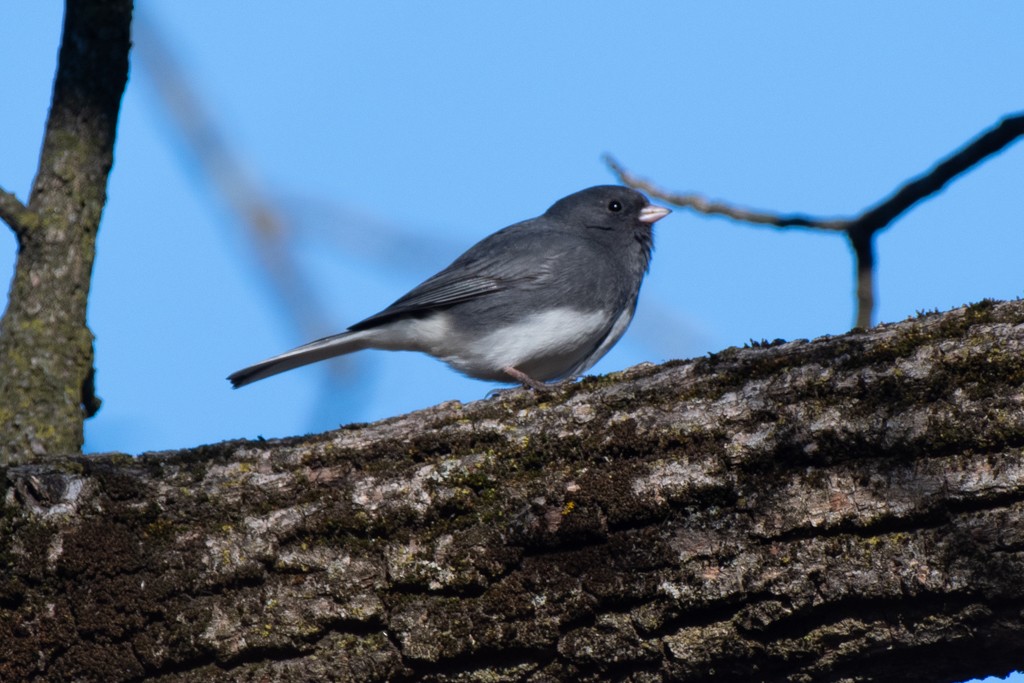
[228,330,370,388]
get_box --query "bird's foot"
[502,366,551,391]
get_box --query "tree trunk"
[0,0,132,464]
[2,298,1023,682]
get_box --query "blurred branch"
[0,187,37,238]
[132,12,388,430]
[607,111,1024,328]
[133,15,330,345]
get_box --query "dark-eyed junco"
[229,185,670,390]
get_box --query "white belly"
[357,306,633,383]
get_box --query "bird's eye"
[608,200,623,212]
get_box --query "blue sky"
[3,3,1022,435]
[1,4,1022,681]
[2,4,1021,443]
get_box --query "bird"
[228,185,670,391]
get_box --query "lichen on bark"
[0,0,132,464]
[2,298,1024,682]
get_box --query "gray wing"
[349,221,557,331]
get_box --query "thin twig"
[604,155,850,232]
[607,111,1024,327]
[608,112,1024,235]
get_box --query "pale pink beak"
[639,204,671,224]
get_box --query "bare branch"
[607,112,1024,235]
[848,229,876,329]
[608,111,1024,328]
[855,111,1024,233]
[603,155,849,232]
[0,186,38,237]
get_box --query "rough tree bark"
[2,298,1023,682]
[0,0,132,464]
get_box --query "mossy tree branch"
[0,0,132,464]
[2,298,1023,681]
[0,188,39,237]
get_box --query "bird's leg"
[503,366,550,391]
